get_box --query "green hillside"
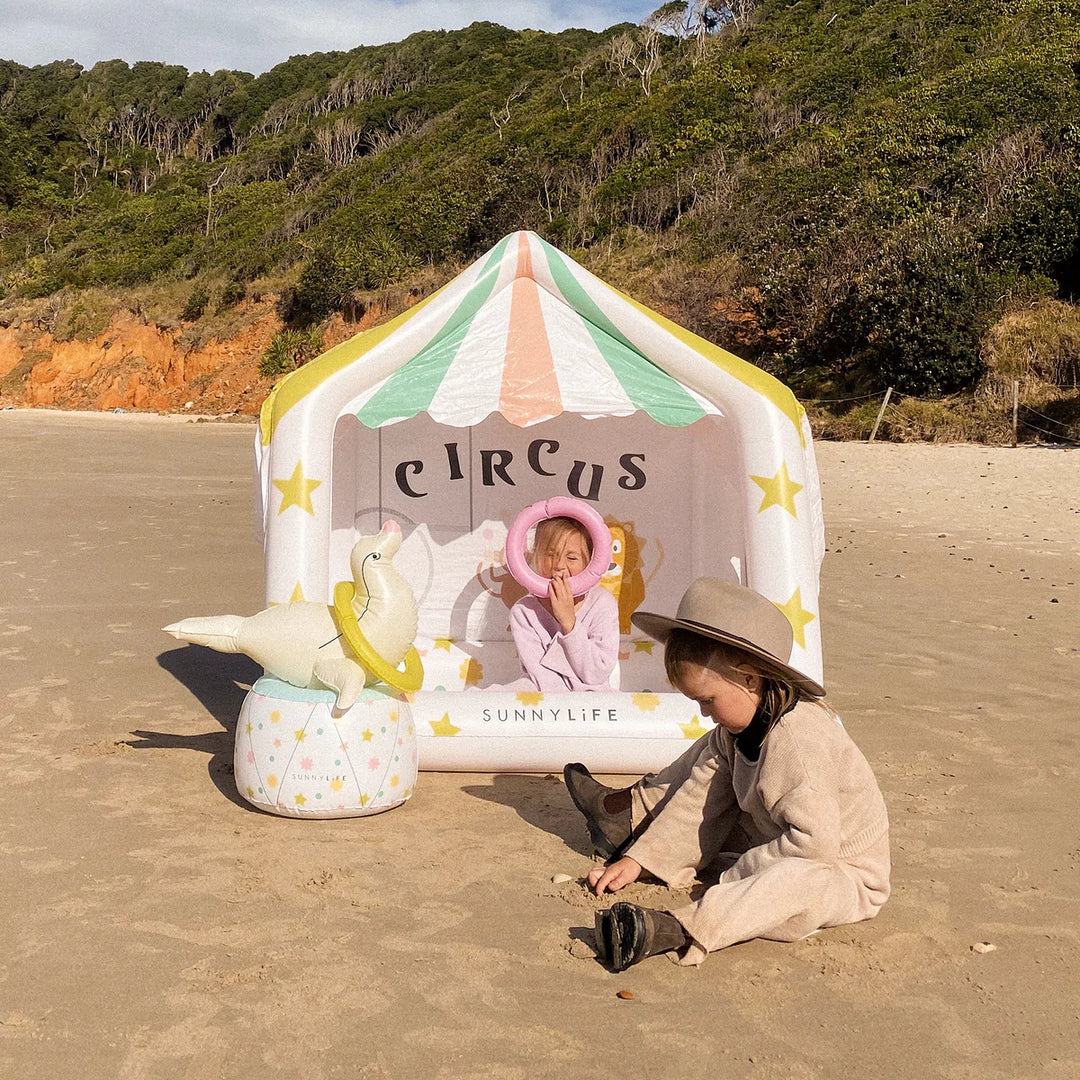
[2,2,1079,426]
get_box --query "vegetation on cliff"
[1,1,1079,438]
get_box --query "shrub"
[283,230,419,324]
[981,298,1080,395]
[217,280,247,312]
[805,219,992,396]
[180,285,209,322]
[258,328,325,378]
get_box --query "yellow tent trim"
[259,286,444,446]
[619,292,807,445]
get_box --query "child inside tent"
[504,514,619,692]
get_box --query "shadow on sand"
[461,772,597,858]
[128,645,264,811]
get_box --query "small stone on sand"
[551,873,574,884]
[617,990,634,1000]
[971,942,997,954]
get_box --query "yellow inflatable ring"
[332,581,425,693]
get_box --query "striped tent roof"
[347,232,719,429]
[259,231,816,446]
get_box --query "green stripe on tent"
[355,234,512,428]
[538,239,707,428]
[538,234,806,440]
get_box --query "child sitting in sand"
[506,514,619,692]
[564,577,890,970]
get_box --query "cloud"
[0,0,657,75]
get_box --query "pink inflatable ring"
[505,497,613,598]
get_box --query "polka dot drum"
[235,677,417,818]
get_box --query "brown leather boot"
[594,903,689,971]
[563,762,632,859]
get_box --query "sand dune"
[1,410,1077,1079]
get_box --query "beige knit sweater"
[626,700,890,963]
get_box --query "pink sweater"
[509,587,619,692]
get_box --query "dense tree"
[1,3,1079,400]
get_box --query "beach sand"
[1,409,1078,1079]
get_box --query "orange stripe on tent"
[499,233,561,427]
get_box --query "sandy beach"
[2,409,1078,1080]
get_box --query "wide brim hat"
[631,577,825,698]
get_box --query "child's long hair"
[528,516,593,570]
[663,628,804,731]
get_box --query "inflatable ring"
[505,496,613,598]
[332,581,425,693]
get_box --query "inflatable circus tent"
[253,230,825,772]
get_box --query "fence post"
[868,387,893,443]
[1012,379,1019,447]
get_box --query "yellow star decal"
[633,640,655,654]
[266,774,279,788]
[434,637,454,652]
[270,710,281,724]
[430,713,461,737]
[632,692,660,711]
[750,463,803,518]
[246,786,255,798]
[294,793,307,806]
[774,587,816,648]
[245,722,253,734]
[460,658,482,687]
[294,729,306,742]
[274,461,322,516]
[362,729,373,742]
[288,581,306,603]
[330,778,344,792]
[359,794,370,807]
[515,691,544,706]
[679,716,711,740]
[390,774,400,788]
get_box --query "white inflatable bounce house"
[170,231,825,817]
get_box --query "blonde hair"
[528,516,593,570]
[663,628,801,730]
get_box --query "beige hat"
[631,577,825,698]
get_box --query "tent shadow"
[136,645,265,811]
[460,773,596,858]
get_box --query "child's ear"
[735,666,760,691]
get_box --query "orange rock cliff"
[0,309,367,415]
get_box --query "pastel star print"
[774,588,816,648]
[273,461,322,516]
[679,716,710,740]
[430,713,461,737]
[750,463,803,517]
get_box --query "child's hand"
[587,857,641,895]
[548,569,577,634]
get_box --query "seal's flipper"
[313,657,368,712]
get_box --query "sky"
[1,1,662,76]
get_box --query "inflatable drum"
[235,677,417,818]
